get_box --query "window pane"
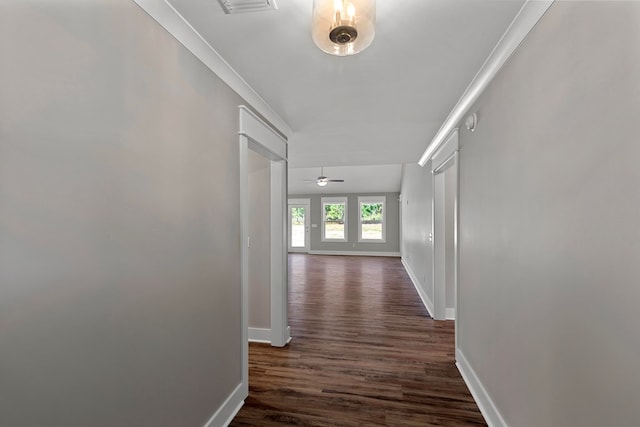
[360,202,383,240]
[291,207,305,247]
[325,222,344,239]
[324,203,345,240]
[324,203,344,221]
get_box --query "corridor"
[231,254,485,426]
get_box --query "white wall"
[0,1,249,425]
[457,2,640,425]
[248,150,271,330]
[400,164,434,314]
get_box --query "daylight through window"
[358,196,385,242]
[322,197,347,241]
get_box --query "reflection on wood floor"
[230,254,486,426]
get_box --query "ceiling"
[289,164,402,195]
[166,0,526,192]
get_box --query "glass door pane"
[290,206,306,248]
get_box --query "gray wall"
[248,150,271,329]
[0,1,248,425]
[456,2,640,425]
[400,164,434,306]
[289,193,400,253]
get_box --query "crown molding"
[418,0,554,167]
[132,0,293,138]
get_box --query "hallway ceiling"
[166,0,525,190]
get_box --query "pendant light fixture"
[312,0,376,56]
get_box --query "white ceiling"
[289,164,402,195]
[166,0,526,190]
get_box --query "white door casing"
[239,106,290,399]
[431,130,459,322]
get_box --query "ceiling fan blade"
[303,179,318,182]
[327,179,344,182]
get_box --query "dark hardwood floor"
[230,254,486,426]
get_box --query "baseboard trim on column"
[248,328,271,343]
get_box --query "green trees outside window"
[358,197,385,241]
[323,202,346,240]
[360,203,382,223]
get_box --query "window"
[358,196,385,242]
[321,197,347,242]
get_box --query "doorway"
[238,106,290,401]
[288,199,310,253]
[432,130,459,322]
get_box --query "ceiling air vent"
[217,0,278,14]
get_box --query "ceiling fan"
[305,167,345,187]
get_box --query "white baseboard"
[446,307,456,320]
[248,326,292,346]
[248,327,271,343]
[308,250,400,257]
[456,349,506,427]
[401,258,434,317]
[203,383,245,427]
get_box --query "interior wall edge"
[455,349,507,427]
[202,384,246,427]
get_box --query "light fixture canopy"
[312,0,376,57]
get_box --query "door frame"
[431,130,459,323]
[239,105,291,396]
[288,198,311,253]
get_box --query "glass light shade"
[317,180,328,187]
[312,0,376,56]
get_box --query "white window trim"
[321,197,348,242]
[358,196,386,243]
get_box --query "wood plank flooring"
[230,254,486,426]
